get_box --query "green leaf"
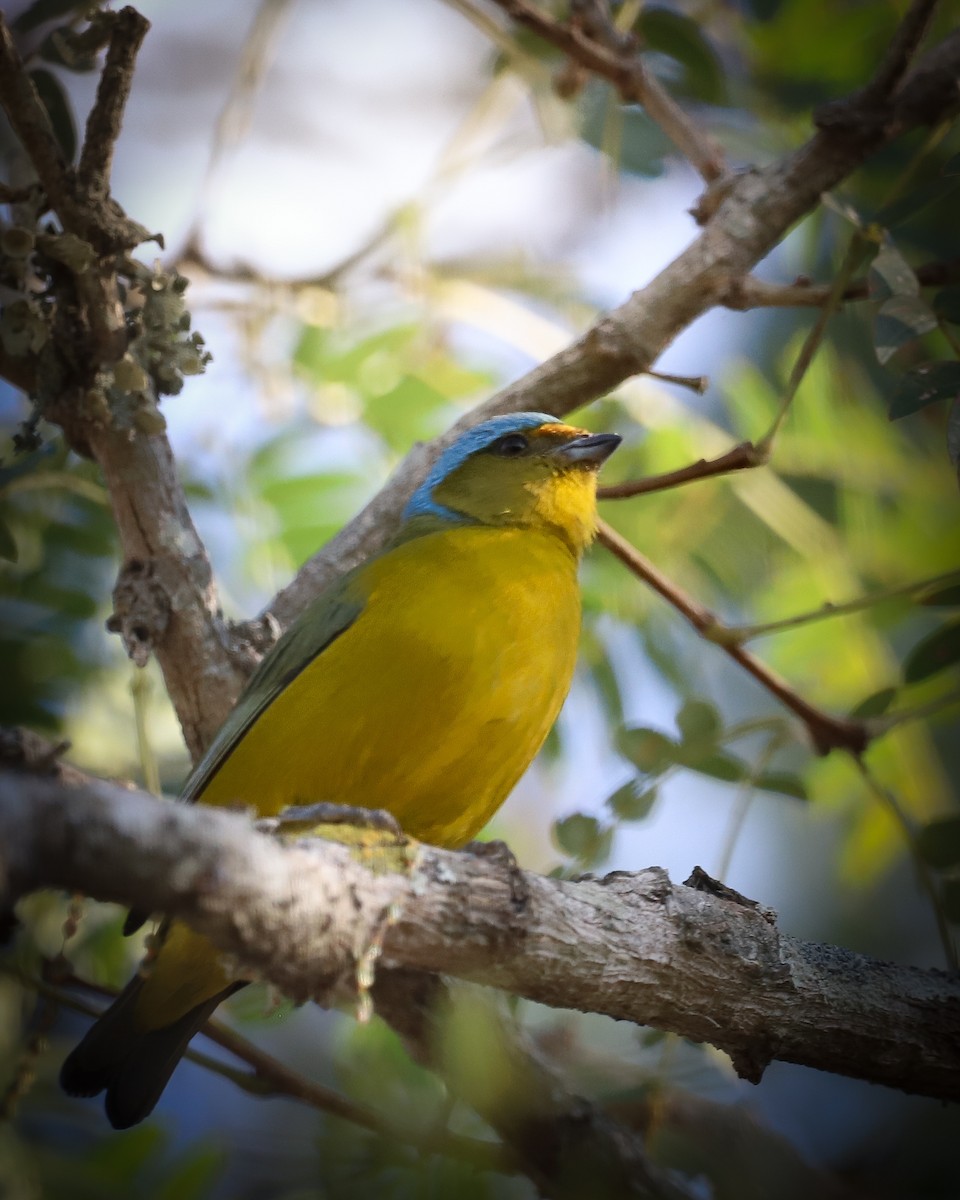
[916,816,960,869]
[849,686,898,718]
[638,8,727,104]
[578,87,670,178]
[889,361,960,420]
[259,471,366,525]
[87,1122,165,1175]
[680,750,748,783]
[606,781,658,821]
[754,771,808,801]
[933,287,960,326]
[0,516,17,563]
[27,580,98,619]
[553,813,599,857]
[676,698,721,744]
[28,67,76,163]
[868,243,919,301]
[904,621,960,684]
[364,376,446,453]
[552,813,612,867]
[295,323,417,387]
[873,295,937,365]
[945,152,960,178]
[616,727,678,773]
[878,176,960,230]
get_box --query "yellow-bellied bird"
[61,412,620,1127]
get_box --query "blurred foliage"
[0,442,115,729]
[2,0,960,1197]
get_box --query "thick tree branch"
[2,756,958,1104]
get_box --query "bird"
[60,411,620,1128]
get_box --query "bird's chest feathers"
[363,526,580,712]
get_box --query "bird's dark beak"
[554,432,622,467]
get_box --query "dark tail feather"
[60,976,239,1129]
[122,907,149,937]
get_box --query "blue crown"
[404,412,558,522]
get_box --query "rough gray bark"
[3,760,958,1104]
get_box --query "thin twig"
[176,254,960,311]
[596,520,870,755]
[0,19,75,225]
[758,235,870,452]
[598,440,767,499]
[715,731,786,882]
[721,258,960,310]
[0,12,146,252]
[867,690,960,735]
[77,7,150,198]
[19,967,508,1171]
[644,369,708,394]
[854,0,939,107]
[488,0,726,182]
[722,569,960,643]
[200,1016,508,1171]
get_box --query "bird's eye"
[491,434,529,457]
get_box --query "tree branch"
[487,0,726,183]
[596,521,870,755]
[32,969,508,1174]
[77,7,150,200]
[598,440,767,499]
[0,12,146,253]
[2,750,958,1104]
[816,0,940,127]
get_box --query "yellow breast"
[136,526,581,1028]
[199,524,581,846]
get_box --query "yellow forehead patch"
[533,423,590,443]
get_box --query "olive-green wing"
[182,572,365,803]
[122,573,364,937]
